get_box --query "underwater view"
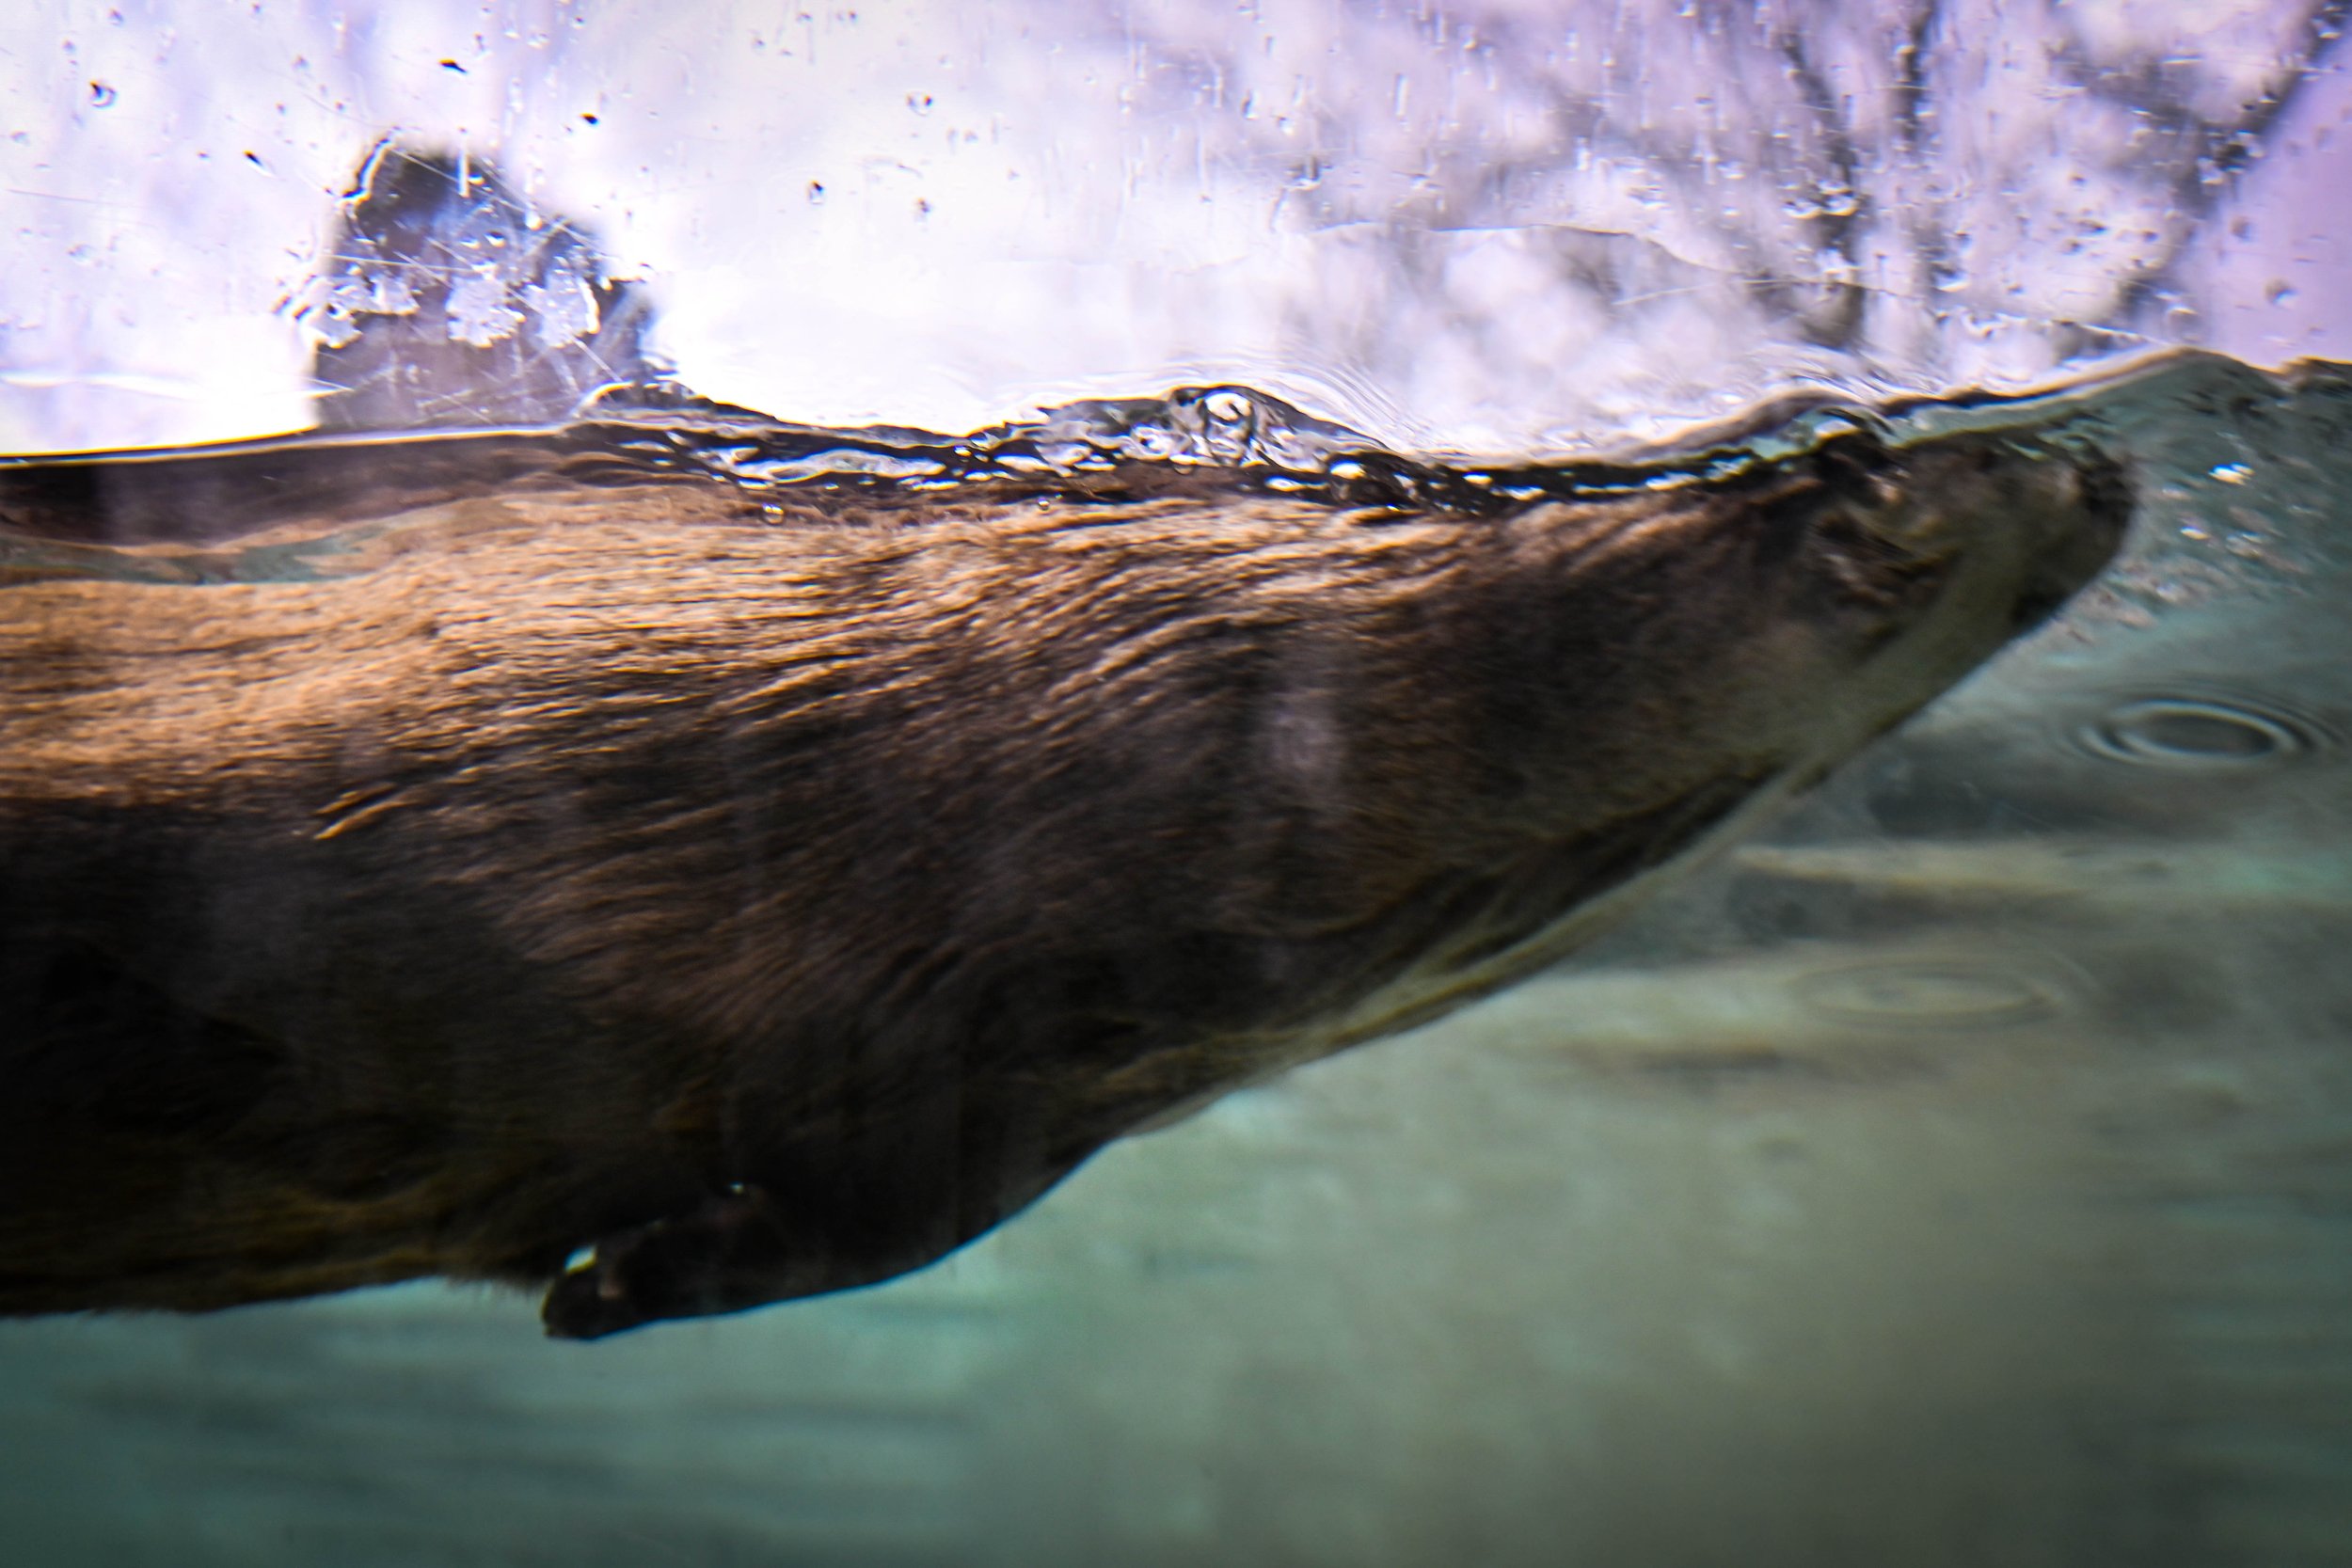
[2,2,2348,1564]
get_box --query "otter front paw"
[541,1185,811,1339]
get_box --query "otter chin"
[0,151,2133,1338]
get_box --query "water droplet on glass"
[1202,389,1251,423]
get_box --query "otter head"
[1337,420,2133,1036]
[1747,425,2132,766]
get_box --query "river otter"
[0,153,2131,1337]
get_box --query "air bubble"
[1794,958,2067,1030]
[2077,695,2323,769]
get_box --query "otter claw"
[541,1185,804,1339]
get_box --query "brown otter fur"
[0,419,2126,1336]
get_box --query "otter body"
[0,411,2126,1335]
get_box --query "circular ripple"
[1793,957,2068,1031]
[2075,693,2326,769]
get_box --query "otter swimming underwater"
[0,151,2131,1337]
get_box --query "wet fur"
[0,430,2125,1334]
